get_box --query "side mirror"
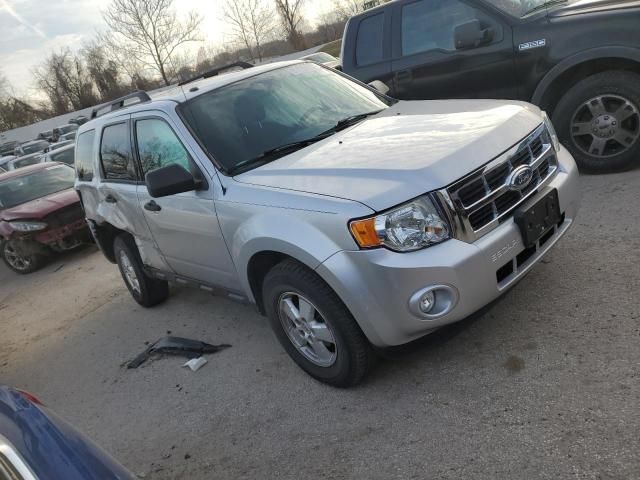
[145,164,197,198]
[454,19,493,50]
[368,80,390,95]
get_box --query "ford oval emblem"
[508,165,534,191]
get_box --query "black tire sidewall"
[553,71,640,173]
[113,235,168,307]
[263,261,369,387]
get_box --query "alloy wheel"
[277,292,338,367]
[570,94,640,158]
[119,250,141,294]
[3,243,33,272]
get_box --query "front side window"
[0,165,75,209]
[51,147,75,166]
[135,119,191,175]
[100,123,137,181]
[402,0,477,56]
[356,13,385,66]
[76,130,95,181]
[181,63,393,174]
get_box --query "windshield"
[0,165,75,209]
[50,147,75,165]
[59,124,79,134]
[0,143,17,156]
[487,0,571,17]
[303,52,336,63]
[12,156,42,169]
[181,63,393,173]
[22,141,49,155]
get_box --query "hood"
[234,100,544,211]
[1,188,79,221]
[549,0,640,16]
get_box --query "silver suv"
[76,61,580,386]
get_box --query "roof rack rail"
[91,91,151,119]
[178,61,254,86]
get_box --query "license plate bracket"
[514,188,561,247]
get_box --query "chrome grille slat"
[440,124,559,243]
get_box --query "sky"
[0,0,333,97]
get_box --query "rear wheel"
[262,259,372,387]
[553,71,640,173]
[1,240,45,274]
[113,235,169,307]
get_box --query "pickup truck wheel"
[114,235,169,307]
[262,259,371,387]
[1,240,45,274]
[553,71,640,173]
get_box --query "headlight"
[349,196,450,252]
[10,221,48,232]
[542,111,560,151]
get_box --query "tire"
[552,70,640,173]
[262,258,372,387]
[1,239,45,274]
[113,234,169,307]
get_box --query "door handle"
[104,194,117,203]
[396,70,412,81]
[144,200,162,212]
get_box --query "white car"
[77,61,580,386]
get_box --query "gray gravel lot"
[1,170,639,479]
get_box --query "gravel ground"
[0,169,639,480]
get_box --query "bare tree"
[82,41,128,101]
[33,50,99,115]
[274,0,306,50]
[102,0,203,86]
[223,0,275,62]
[332,0,365,20]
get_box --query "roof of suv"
[80,61,302,127]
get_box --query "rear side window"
[356,13,385,66]
[100,123,137,181]
[75,130,95,181]
[401,0,477,56]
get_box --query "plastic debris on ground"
[127,336,231,369]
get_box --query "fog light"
[419,291,435,313]
[409,285,459,320]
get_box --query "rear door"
[94,119,154,253]
[390,0,518,100]
[131,112,239,289]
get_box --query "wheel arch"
[532,47,640,114]
[88,220,129,264]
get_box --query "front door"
[131,113,239,290]
[390,0,517,100]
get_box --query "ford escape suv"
[75,61,580,387]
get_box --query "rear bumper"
[316,146,580,347]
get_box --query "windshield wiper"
[523,0,568,16]
[229,110,383,175]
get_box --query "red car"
[0,163,89,273]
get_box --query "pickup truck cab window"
[135,118,192,175]
[401,0,476,55]
[100,122,137,181]
[356,13,385,66]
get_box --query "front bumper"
[33,218,89,250]
[316,147,580,347]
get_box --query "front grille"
[45,203,85,227]
[443,124,559,241]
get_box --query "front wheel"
[114,235,169,307]
[553,71,640,173]
[262,259,372,387]
[1,240,45,274]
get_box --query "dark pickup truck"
[341,0,640,173]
